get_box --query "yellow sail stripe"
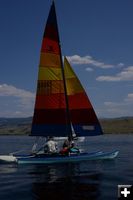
[66,78,83,95]
[40,53,61,67]
[64,58,77,78]
[38,67,63,80]
[64,57,84,95]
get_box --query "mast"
[53,2,73,140]
[60,55,73,140]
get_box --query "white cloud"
[117,63,124,67]
[128,93,133,98]
[96,66,133,81]
[96,76,121,81]
[0,84,35,117]
[67,55,114,69]
[0,84,34,98]
[125,93,133,102]
[103,93,133,117]
[85,67,93,72]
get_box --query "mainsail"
[31,2,71,136]
[64,57,103,136]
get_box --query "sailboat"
[0,2,118,164]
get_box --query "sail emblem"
[46,45,54,52]
[82,126,95,130]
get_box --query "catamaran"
[0,2,118,164]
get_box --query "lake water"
[0,135,133,200]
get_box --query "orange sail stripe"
[39,53,61,68]
[37,80,64,94]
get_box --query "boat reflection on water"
[31,163,102,200]
[0,164,18,174]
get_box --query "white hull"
[0,155,17,163]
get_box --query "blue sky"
[0,0,133,118]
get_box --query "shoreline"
[0,132,133,136]
[0,117,133,135]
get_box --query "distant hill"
[0,117,133,135]
[100,117,133,134]
[0,117,32,135]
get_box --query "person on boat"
[63,138,70,149]
[59,137,71,155]
[60,137,80,155]
[69,140,80,154]
[43,136,58,154]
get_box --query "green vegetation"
[100,117,133,134]
[0,117,133,135]
[0,118,31,135]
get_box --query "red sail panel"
[64,57,103,136]
[31,2,68,136]
[41,38,60,54]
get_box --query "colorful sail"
[31,2,69,136]
[31,2,102,137]
[64,57,103,136]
